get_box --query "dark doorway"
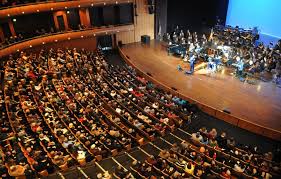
[97,35,112,50]
[1,22,12,38]
[57,15,65,31]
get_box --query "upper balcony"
[0,0,133,18]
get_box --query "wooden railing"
[0,0,133,18]
[0,24,134,58]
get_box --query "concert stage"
[119,40,281,141]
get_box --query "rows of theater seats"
[0,48,280,178]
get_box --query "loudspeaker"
[148,5,154,14]
[118,41,123,47]
[141,35,150,44]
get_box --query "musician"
[179,30,185,39]
[235,57,244,76]
[189,53,196,73]
[172,32,178,44]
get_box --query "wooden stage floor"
[120,40,281,139]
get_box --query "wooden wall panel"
[79,8,91,28]
[116,0,154,44]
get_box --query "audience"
[1,48,280,178]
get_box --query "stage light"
[67,11,70,14]
[94,34,96,36]
[104,2,106,5]
[12,19,16,22]
[68,37,71,40]
[65,7,68,9]
[91,3,94,6]
[116,1,118,4]
[42,42,45,44]
[17,49,19,52]
[7,14,10,17]
[81,35,84,38]
[37,9,40,12]
[51,8,54,11]
[22,12,25,14]
[29,45,32,48]
[55,40,58,42]
[78,5,81,8]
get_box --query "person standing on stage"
[190,53,196,73]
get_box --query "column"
[8,19,16,36]
[79,8,91,28]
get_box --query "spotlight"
[67,11,70,14]
[29,45,32,48]
[12,19,16,22]
[37,9,40,12]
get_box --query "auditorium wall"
[116,0,155,44]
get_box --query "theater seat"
[39,170,48,177]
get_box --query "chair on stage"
[177,64,183,71]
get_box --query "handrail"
[0,23,133,50]
[0,0,64,10]
[0,24,134,58]
[0,0,134,18]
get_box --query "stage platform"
[119,40,281,141]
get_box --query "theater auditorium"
[0,0,281,178]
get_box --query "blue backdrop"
[226,0,281,39]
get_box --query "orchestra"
[164,25,281,84]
